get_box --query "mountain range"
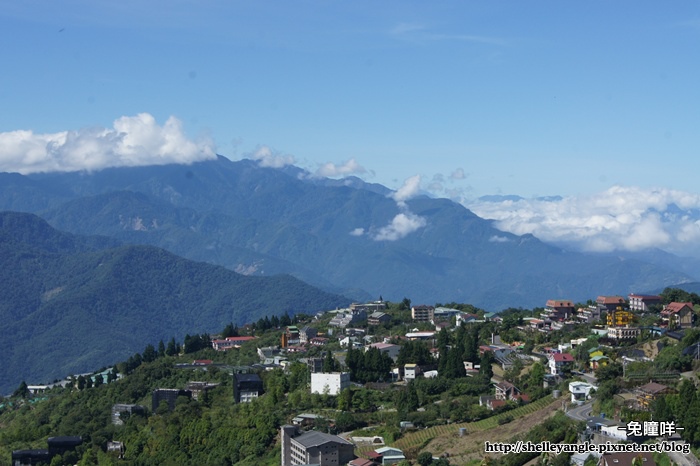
[1,155,695,310]
[0,211,349,394]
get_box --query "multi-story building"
[280,425,355,466]
[310,372,350,395]
[152,389,192,412]
[411,305,435,322]
[607,308,634,327]
[576,305,601,324]
[185,381,219,401]
[111,404,146,425]
[328,309,367,328]
[299,326,318,344]
[628,293,662,312]
[351,301,387,313]
[233,373,264,403]
[547,352,574,375]
[606,326,640,340]
[542,300,575,321]
[368,311,391,326]
[365,342,400,361]
[595,296,627,312]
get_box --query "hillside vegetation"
[0,212,350,394]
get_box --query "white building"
[310,372,351,396]
[569,382,597,404]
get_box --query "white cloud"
[314,158,367,178]
[466,186,700,256]
[350,227,365,236]
[489,235,511,243]
[372,212,427,241]
[391,174,422,205]
[249,145,296,168]
[369,174,429,241]
[0,113,216,174]
[450,168,465,180]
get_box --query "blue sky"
[2,1,700,256]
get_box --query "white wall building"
[569,382,597,404]
[310,372,351,396]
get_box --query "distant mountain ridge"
[0,211,350,394]
[0,155,695,310]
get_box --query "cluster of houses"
[13,291,698,466]
[525,294,697,343]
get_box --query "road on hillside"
[566,400,593,421]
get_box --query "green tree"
[479,351,494,380]
[528,362,545,389]
[166,337,179,356]
[142,344,157,363]
[417,451,434,466]
[12,380,30,398]
[323,350,339,372]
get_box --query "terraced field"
[387,394,564,462]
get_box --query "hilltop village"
[4,289,700,466]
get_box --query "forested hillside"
[0,212,350,394]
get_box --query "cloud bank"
[314,158,367,178]
[249,145,296,168]
[0,113,216,174]
[466,186,700,257]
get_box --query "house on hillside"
[366,342,400,361]
[371,446,406,465]
[569,382,597,404]
[299,326,318,344]
[152,389,192,412]
[280,425,355,466]
[542,299,575,321]
[576,305,601,324]
[661,302,694,329]
[596,296,627,312]
[589,355,609,370]
[411,304,435,322]
[636,382,673,410]
[233,373,264,403]
[548,352,574,375]
[494,381,520,401]
[310,372,350,395]
[368,311,391,326]
[607,326,640,341]
[628,293,662,312]
[211,335,257,351]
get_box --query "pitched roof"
[551,353,574,362]
[637,382,669,395]
[349,459,375,466]
[597,296,626,305]
[664,302,693,313]
[293,430,352,448]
